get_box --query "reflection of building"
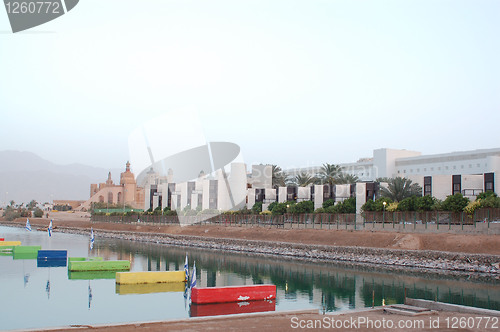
[79,162,144,210]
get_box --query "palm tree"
[318,163,341,185]
[28,200,38,210]
[293,172,316,187]
[379,177,422,202]
[271,165,287,188]
[335,173,359,184]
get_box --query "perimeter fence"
[91,208,500,233]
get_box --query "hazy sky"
[1,0,499,171]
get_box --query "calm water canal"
[1,226,499,330]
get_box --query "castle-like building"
[79,162,144,210]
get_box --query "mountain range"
[0,151,122,205]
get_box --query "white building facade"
[286,148,500,201]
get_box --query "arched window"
[99,195,104,203]
[117,192,122,204]
[108,192,113,204]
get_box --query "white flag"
[25,219,32,231]
[48,220,53,237]
[190,261,196,289]
[90,228,95,250]
[184,254,189,281]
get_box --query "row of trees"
[2,200,44,221]
[360,176,500,214]
[362,191,500,214]
[94,174,499,217]
[272,163,359,188]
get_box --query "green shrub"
[322,199,335,209]
[476,191,497,200]
[164,209,177,216]
[441,193,469,212]
[251,202,263,214]
[464,200,481,216]
[361,197,393,212]
[361,199,376,212]
[33,208,44,218]
[270,202,288,215]
[4,207,20,221]
[267,202,278,212]
[289,201,314,214]
[415,195,436,211]
[20,209,30,217]
[479,195,500,208]
[397,196,418,211]
[330,197,356,214]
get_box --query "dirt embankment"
[3,215,498,255]
[2,216,500,278]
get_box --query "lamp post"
[383,201,387,228]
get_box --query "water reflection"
[116,282,185,295]
[190,300,276,317]
[98,237,500,311]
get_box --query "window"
[485,173,494,192]
[452,175,461,195]
[424,176,432,196]
[445,166,448,170]
[461,165,464,169]
[453,166,456,169]
[438,167,441,170]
